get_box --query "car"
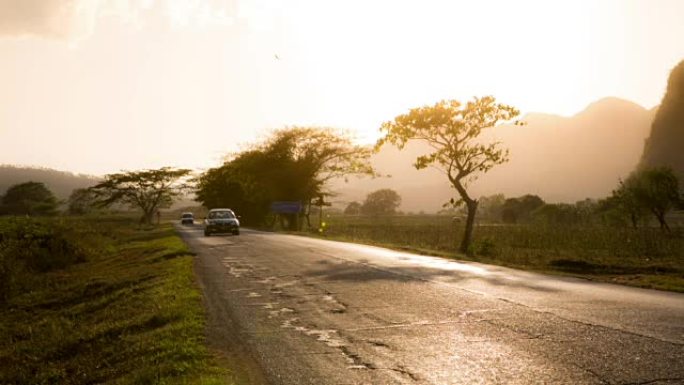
[180,212,194,225]
[204,208,240,236]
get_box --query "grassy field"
[0,216,239,385]
[313,215,684,292]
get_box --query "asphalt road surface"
[179,226,684,385]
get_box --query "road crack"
[386,365,420,381]
[569,363,610,384]
[480,318,544,340]
[364,339,391,348]
[494,297,684,347]
[340,345,376,370]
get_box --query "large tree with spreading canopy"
[377,96,521,253]
[89,167,192,224]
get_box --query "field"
[0,216,241,385]
[314,215,684,292]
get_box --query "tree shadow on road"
[304,258,562,293]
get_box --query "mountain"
[640,59,684,181]
[333,97,655,212]
[0,165,98,199]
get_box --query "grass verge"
[0,217,235,384]
[294,215,684,293]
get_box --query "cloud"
[0,0,102,39]
[166,0,235,28]
[0,0,235,40]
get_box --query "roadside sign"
[270,201,302,214]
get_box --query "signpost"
[270,201,302,214]
[270,201,302,230]
[312,195,332,230]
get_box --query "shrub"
[0,218,90,303]
[474,237,498,257]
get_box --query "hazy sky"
[1,0,683,175]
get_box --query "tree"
[258,127,377,228]
[478,194,506,221]
[377,97,521,253]
[195,127,376,229]
[530,203,580,226]
[89,167,191,224]
[194,163,260,223]
[67,188,98,215]
[604,179,645,229]
[344,201,362,215]
[361,189,401,216]
[1,181,58,216]
[616,167,681,231]
[501,194,545,224]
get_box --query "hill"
[640,59,684,181]
[333,97,655,212]
[0,165,98,199]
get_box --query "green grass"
[309,215,684,292]
[0,217,238,385]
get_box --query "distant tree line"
[340,167,683,232]
[441,167,683,229]
[344,188,402,216]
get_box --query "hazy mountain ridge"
[0,165,98,199]
[640,59,684,181]
[333,97,656,212]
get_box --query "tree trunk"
[318,205,323,230]
[304,200,312,229]
[146,211,154,225]
[283,213,299,231]
[459,199,478,254]
[141,209,154,225]
[655,211,670,232]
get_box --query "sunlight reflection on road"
[339,242,491,276]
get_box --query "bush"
[0,218,90,303]
[474,237,498,257]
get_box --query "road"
[179,226,684,385]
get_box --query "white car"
[180,212,194,225]
[204,208,240,236]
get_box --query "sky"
[1,0,683,175]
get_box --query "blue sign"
[270,201,302,214]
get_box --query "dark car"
[180,212,194,225]
[204,208,240,236]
